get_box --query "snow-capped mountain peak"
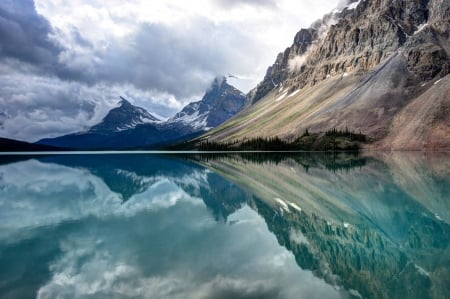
[169,76,247,131]
[90,97,161,133]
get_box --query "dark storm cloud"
[0,0,61,68]
[0,0,261,99]
[0,0,90,83]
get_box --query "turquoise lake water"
[0,152,449,299]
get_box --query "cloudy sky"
[0,0,341,142]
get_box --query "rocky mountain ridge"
[206,0,450,150]
[251,0,449,103]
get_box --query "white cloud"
[34,0,341,94]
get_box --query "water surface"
[0,152,449,299]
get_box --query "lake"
[0,152,449,299]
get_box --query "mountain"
[37,97,164,149]
[90,97,160,133]
[205,0,450,150]
[37,78,246,149]
[169,77,247,130]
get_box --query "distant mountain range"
[36,77,246,149]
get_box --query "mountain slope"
[205,0,450,150]
[37,78,246,149]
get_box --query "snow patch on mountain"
[346,0,361,10]
[275,92,288,102]
[170,110,210,131]
[414,23,429,35]
[288,89,301,98]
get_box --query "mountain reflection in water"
[0,152,448,299]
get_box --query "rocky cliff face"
[208,0,450,150]
[252,0,449,103]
